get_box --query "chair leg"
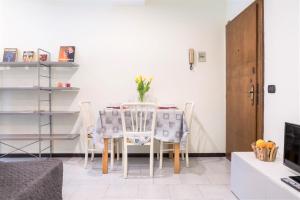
[168,144,173,159]
[111,138,114,169]
[122,141,124,168]
[84,139,89,169]
[185,143,189,168]
[116,140,120,161]
[91,144,95,161]
[159,141,163,169]
[150,139,154,177]
[181,152,185,161]
[123,142,128,178]
[84,151,88,168]
[157,141,160,160]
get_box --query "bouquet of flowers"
[135,75,153,102]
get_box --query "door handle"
[248,85,255,105]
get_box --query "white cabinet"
[231,152,300,199]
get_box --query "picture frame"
[3,48,18,62]
[23,51,35,62]
[58,46,75,62]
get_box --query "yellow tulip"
[135,75,154,85]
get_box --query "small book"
[23,51,35,62]
[3,48,18,62]
[158,106,178,110]
[58,46,75,62]
[106,106,121,109]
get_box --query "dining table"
[92,106,189,174]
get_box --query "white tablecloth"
[92,108,189,151]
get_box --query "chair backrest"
[184,102,194,129]
[79,101,95,134]
[120,103,157,139]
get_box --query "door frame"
[256,0,264,140]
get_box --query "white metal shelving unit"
[0,48,80,158]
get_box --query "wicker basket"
[251,142,279,162]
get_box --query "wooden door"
[226,1,264,159]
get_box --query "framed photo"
[23,51,35,62]
[58,46,75,62]
[39,54,48,62]
[3,48,18,62]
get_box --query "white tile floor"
[2,157,237,200]
[61,157,237,200]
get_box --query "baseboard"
[0,153,225,158]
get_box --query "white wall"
[226,0,300,155]
[264,0,300,154]
[0,1,2,46]
[0,0,227,153]
[226,0,254,21]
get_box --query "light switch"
[268,85,276,93]
[198,51,206,62]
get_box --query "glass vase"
[138,93,145,102]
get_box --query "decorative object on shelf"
[59,46,75,62]
[135,75,153,102]
[57,82,64,88]
[23,51,35,62]
[39,54,48,62]
[251,139,278,162]
[3,48,18,62]
[189,48,195,70]
[56,82,72,88]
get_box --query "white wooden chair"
[159,102,194,168]
[80,101,120,169]
[121,103,157,178]
[80,101,97,169]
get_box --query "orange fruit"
[266,141,275,149]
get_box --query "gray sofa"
[0,159,63,200]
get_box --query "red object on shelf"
[57,82,63,88]
[65,83,71,88]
